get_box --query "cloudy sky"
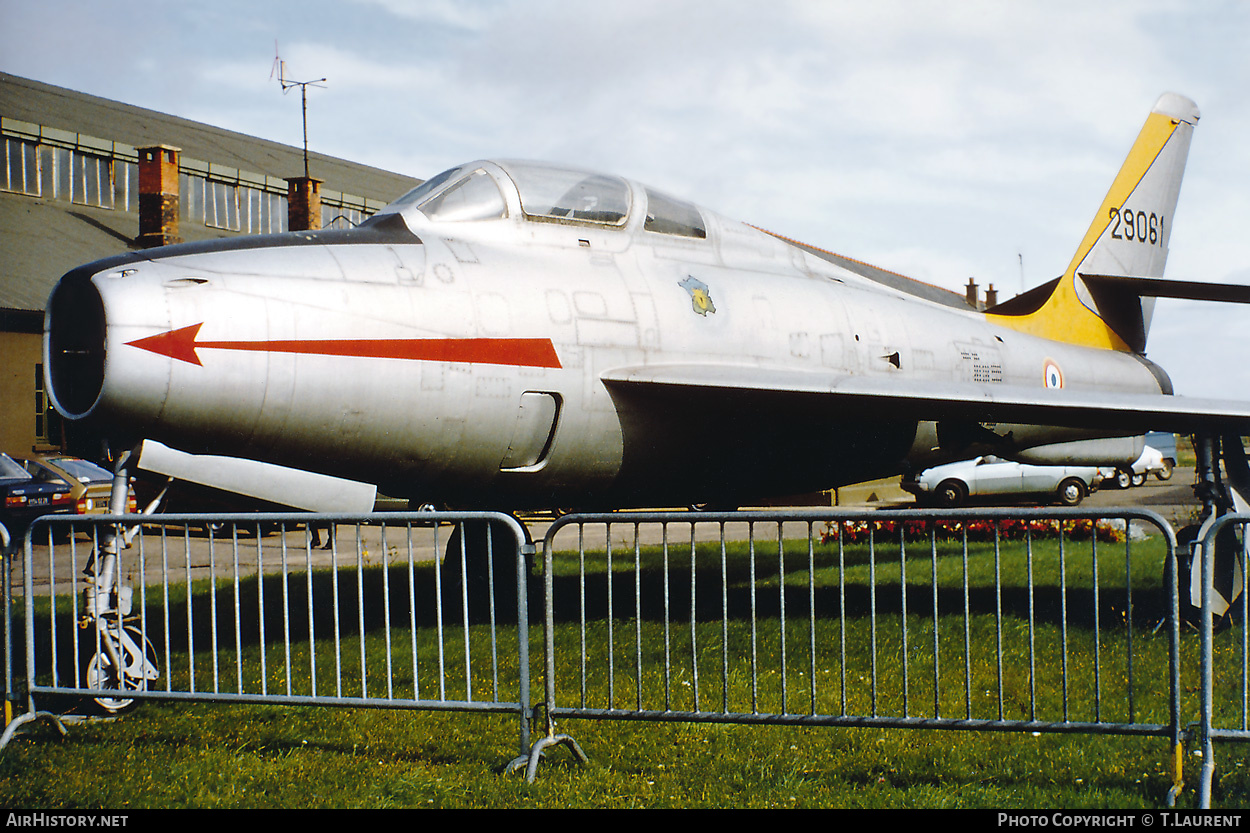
[3,0,1247,398]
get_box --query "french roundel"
[1043,360,1064,389]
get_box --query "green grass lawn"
[4,526,1249,809]
[1,702,1232,809]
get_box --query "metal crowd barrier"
[2,511,534,765]
[529,508,1187,799]
[1196,512,1250,808]
[6,506,1246,806]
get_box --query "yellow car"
[19,455,135,516]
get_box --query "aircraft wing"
[601,364,1250,433]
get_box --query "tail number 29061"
[1109,207,1165,246]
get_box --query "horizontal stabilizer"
[602,363,1250,433]
[1078,273,1250,304]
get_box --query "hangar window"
[205,180,241,230]
[75,152,113,208]
[48,147,114,208]
[502,161,629,227]
[644,188,706,238]
[184,174,287,233]
[2,137,40,196]
[250,188,288,233]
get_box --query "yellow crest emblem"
[678,276,716,316]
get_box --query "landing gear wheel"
[1114,467,1133,489]
[934,480,966,508]
[1157,460,1174,481]
[1131,472,1147,487]
[84,626,158,714]
[1056,478,1086,506]
[200,521,237,538]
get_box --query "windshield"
[418,170,507,222]
[390,166,465,207]
[0,455,29,480]
[387,165,507,222]
[45,457,111,482]
[501,161,630,226]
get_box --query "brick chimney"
[965,278,979,309]
[286,176,323,231]
[137,144,182,248]
[985,284,998,308]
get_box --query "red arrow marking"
[126,323,562,369]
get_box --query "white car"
[1099,445,1174,489]
[901,456,1103,507]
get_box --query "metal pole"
[1195,434,1219,808]
[301,85,310,180]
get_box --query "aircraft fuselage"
[45,160,1169,508]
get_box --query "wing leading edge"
[601,364,1250,434]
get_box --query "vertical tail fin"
[988,93,1199,352]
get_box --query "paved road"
[1083,467,1201,522]
[13,519,459,598]
[8,468,1205,598]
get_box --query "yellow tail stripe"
[987,111,1183,352]
[1061,111,1181,281]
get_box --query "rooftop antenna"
[271,42,326,180]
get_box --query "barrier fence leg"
[0,527,70,751]
[509,537,588,782]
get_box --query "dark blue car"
[1,452,73,540]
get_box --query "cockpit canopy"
[385,160,706,239]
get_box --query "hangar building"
[0,72,420,456]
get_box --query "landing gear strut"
[1174,433,1249,625]
[80,448,160,712]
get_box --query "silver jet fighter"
[43,93,1250,513]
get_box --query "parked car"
[901,456,1102,507]
[1,452,73,537]
[1145,431,1178,473]
[17,454,135,515]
